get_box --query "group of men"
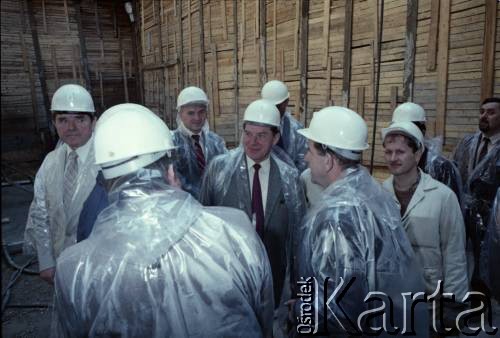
[22,80,499,337]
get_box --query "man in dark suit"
[200,99,306,310]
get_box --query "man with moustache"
[288,107,427,337]
[200,99,306,314]
[23,84,99,284]
[453,97,500,301]
[382,121,468,334]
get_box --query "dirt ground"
[2,178,54,338]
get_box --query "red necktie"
[251,163,265,238]
[192,135,206,172]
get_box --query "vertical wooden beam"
[74,0,92,90]
[273,0,277,77]
[342,0,353,107]
[141,0,145,54]
[177,0,184,88]
[241,0,245,39]
[233,0,240,141]
[294,0,300,69]
[240,22,244,84]
[20,33,39,132]
[98,66,104,110]
[19,1,27,36]
[95,1,101,37]
[480,0,497,101]
[322,0,331,69]
[326,55,332,106]
[371,0,380,101]
[41,0,48,33]
[222,0,228,40]
[211,43,220,117]
[113,0,118,38]
[357,86,365,118]
[122,48,129,102]
[64,0,70,31]
[51,45,59,88]
[403,0,418,101]
[280,49,285,81]
[26,0,51,134]
[436,0,450,140]
[132,0,144,103]
[156,0,166,120]
[390,86,398,112]
[165,67,172,126]
[199,0,206,91]
[188,0,192,61]
[299,0,309,125]
[259,0,267,85]
[426,0,439,71]
[255,0,259,39]
[207,3,212,44]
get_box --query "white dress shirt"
[246,156,271,214]
[65,136,93,171]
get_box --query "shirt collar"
[246,155,271,174]
[484,132,500,145]
[65,134,93,164]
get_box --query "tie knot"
[192,134,200,143]
[68,151,78,161]
[253,163,261,171]
[483,137,490,145]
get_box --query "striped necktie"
[192,134,206,172]
[63,151,78,207]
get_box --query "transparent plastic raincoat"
[293,166,428,337]
[23,140,99,271]
[172,119,227,200]
[481,188,500,299]
[53,169,274,337]
[420,138,463,204]
[199,146,306,307]
[278,112,308,173]
[452,132,500,277]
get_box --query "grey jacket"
[200,147,306,306]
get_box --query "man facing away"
[200,99,306,310]
[23,84,99,284]
[288,107,428,337]
[261,80,308,172]
[172,86,227,200]
[382,121,468,333]
[53,103,274,337]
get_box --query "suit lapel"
[238,155,253,217]
[265,158,282,227]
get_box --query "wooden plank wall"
[1,0,137,162]
[137,0,499,162]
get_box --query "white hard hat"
[298,106,369,160]
[381,121,424,149]
[243,99,281,127]
[94,103,176,179]
[392,102,426,122]
[176,86,209,110]
[261,80,289,105]
[51,84,95,114]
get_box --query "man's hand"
[39,267,55,285]
[165,164,182,190]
